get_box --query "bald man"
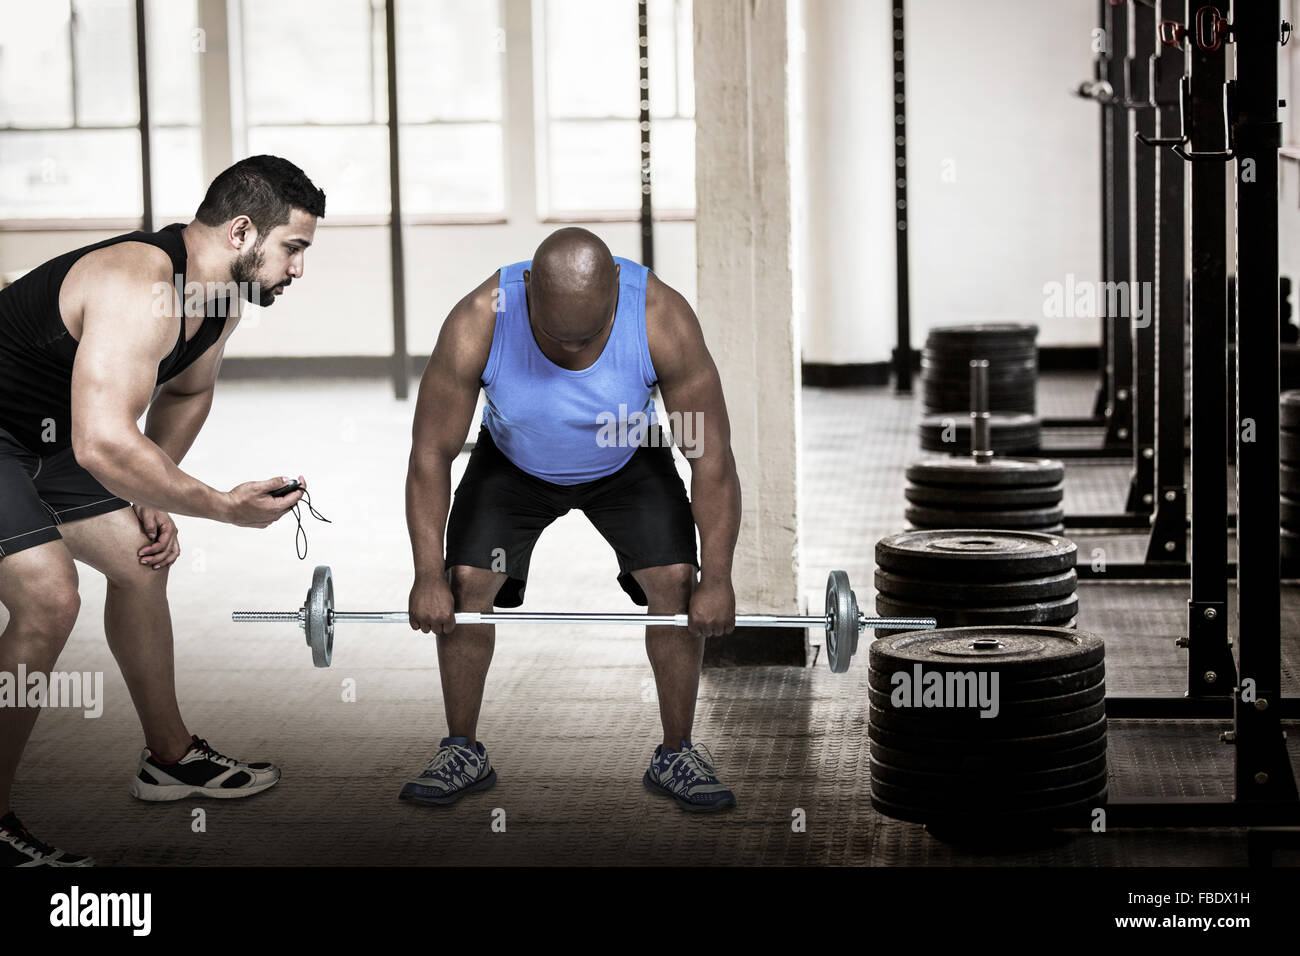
[404,227,742,812]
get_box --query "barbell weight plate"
[867,656,1103,701]
[875,530,1078,581]
[870,767,1109,814]
[868,712,1108,759]
[866,698,1105,741]
[825,570,856,674]
[1283,530,1300,562]
[874,594,1079,629]
[875,567,1077,606]
[869,790,1104,829]
[924,333,1037,350]
[869,625,1103,679]
[869,751,1108,795]
[921,370,1037,389]
[921,370,1037,391]
[1282,390,1300,429]
[923,399,1036,417]
[868,728,1107,774]
[865,682,1105,728]
[921,375,1037,396]
[926,323,1039,344]
[307,565,334,668]
[904,482,1064,509]
[1283,495,1300,531]
[921,372,1036,390]
[1282,430,1300,464]
[920,413,1039,434]
[1283,464,1300,497]
[905,457,1065,489]
[921,393,1036,413]
[919,417,1042,454]
[904,505,1066,531]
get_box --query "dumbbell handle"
[231,609,937,631]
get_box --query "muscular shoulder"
[62,241,177,332]
[71,241,175,296]
[644,272,707,383]
[433,270,501,384]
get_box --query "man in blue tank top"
[404,227,742,812]
[0,156,324,867]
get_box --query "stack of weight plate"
[921,324,1038,414]
[904,457,1066,533]
[867,626,1107,831]
[917,412,1042,455]
[1282,391,1300,562]
[874,530,1078,628]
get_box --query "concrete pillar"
[694,0,801,621]
[801,0,896,364]
[502,0,538,226]
[197,0,235,179]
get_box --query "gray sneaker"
[643,740,737,812]
[398,736,498,806]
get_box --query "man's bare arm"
[70,269,234,520]
[406,273,498,581]
[646,273,742,589]
[143,315,237,465]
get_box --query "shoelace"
[189,737,240,769]
[423,744,477,776]
[2,818,56,858]
[662,742,718,779]
[289,489,331,560]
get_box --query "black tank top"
[0,223,228,454]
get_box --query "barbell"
[231,567,937,673]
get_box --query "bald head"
[526,227,619,347]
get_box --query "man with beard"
[0,154,323,866]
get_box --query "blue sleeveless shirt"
[480,257,659,484]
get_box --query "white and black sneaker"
[1,812,94,867]
[130,735,280,802]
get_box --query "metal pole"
[638,0,654,270]
[135,0,153,231]
[969,359,992,459]
[1104,0,1134,449]
[1185,0,1234,697]
[232,609,940,631]
[1145,0,1188,563]
[1231,0,1298,804]
[384,0,409,400]
[891,1,912,393]
[1095,0,1112,419]
[1125,6,1157,514]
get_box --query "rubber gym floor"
[6,370,1297,866]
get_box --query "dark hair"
[195,155,326,234]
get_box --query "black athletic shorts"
[445,425,699,607]
[0,426,131,559]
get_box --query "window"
[145,0,202,221]
[0,0,203,224]
[240,0,506,219]
[395,0,506,217]
[0,0,142,220]
[534,0,694,219]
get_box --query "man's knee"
[447,565,503,611]
[7,577,80,644]
[106,559,171,593]
[637,563,695,610]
